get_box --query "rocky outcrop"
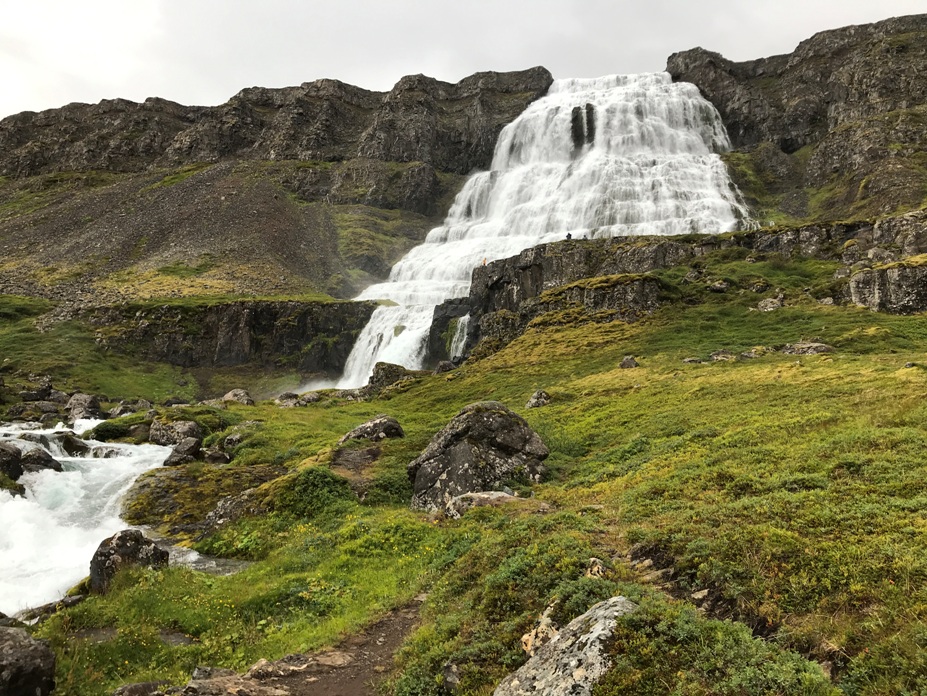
[0,627,56,696]
[0,68,552,179]
[493,596,638,696]
[149,420,203,447]
[407,402,548,511]
[849,263,927,314]
[87,300,377,377]
[428,298,470,363]
[667,15,927,220]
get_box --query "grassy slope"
[4,245,923,694]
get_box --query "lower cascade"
[0,422,170,614]
[337,72,750,387]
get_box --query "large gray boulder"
[338,415,405,445]
[407,402,548,511]
[149,420,204,446]
[66,392,103,421]
[0,627,56,696]
[89,529,169,594]
[493,596,638,696]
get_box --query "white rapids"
[0,422,170,615]
[338,72,750,387]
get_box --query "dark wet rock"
[780,342,835,355]
[149,420,204,446]
[0,442,24,481]
[619,356,639,369]
[338,415,405,445]
[61,432,91,456]
[89,529,169,594]
[525,390,551,409]
[164,437,201,465]
[493,596,638,696]
[20,448,64,473]
[408,401,548,511]
[0,627,56,695]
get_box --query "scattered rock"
[780,342,835,355]
[203,448,231,465]
[751,280,770,293]
[708,280,730,292]
[619,356,639,369]
[818,297,835,305]
[408,402,548,511]
[757,296,784,312]
[493,596,638,696]
[164,437,202,466]
[521,604,559,657]
[275,392,300,408]
[162,396,189,407]
[221,389,254,406]
[338,415,405,445]
[0,627,56,696]
[691,589,710,601]
[60,432,91,456]
[709,350,736,362]
[112,682,170,696]
[89,529,169,594]
[585,558,607,578]
[434,360,456,374]
[682,357,702,364]
[525,390,551,409]
[905,362,917,368]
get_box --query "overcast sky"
[2,1,924,119]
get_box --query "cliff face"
[0,68,553,178]
[86,300,377,376]
[667,14,927,223]
[0,68,552,302]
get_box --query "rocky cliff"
[667,14,927,223]
[0,68,552,302]
[86,299,376,376]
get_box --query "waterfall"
[338,73,749,387]
[0,423,170,614]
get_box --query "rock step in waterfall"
[337,72,750,388]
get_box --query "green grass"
[146,163,212,189]
[20,247,927,694]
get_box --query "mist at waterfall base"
[336,73,750,388]
[0,423,170,615]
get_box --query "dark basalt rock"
[20,448,64,473]
[0,627,56,696]
[0,443,24,481]
[89,529,169,594]
[407,401,548,511]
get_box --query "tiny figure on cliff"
[566,232,572,240]
[482,258,487,265]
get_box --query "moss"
[0,472,25,496]
[146,163,212,189]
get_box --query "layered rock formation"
[668,14,927,221]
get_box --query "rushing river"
[0,421,170,615]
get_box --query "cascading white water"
[338,73,750,387]
[0,423,170,615]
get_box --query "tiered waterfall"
[338,73,749,387]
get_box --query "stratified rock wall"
[86,300,377,375]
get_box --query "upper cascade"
[338,73,750,387]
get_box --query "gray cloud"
[2,0,925,118]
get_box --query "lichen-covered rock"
[619,356,639,369]
[338,415,405,445]
[0,627,56,696]
[66,392,103,421]
[780,342,835,355]
[408,402,548,511]
[149,419,204,446]
[493,596,638,696]
[525,390,550,409]
[365,362,414,395]
[221,389,254,406]
[89,529,169,594]
[445,491,518,519]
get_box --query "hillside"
[2,13,927,696]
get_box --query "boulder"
[446,491,519,519]
[493,596,638,696]
[619,356,639,369]
[112,682,171,696]
[525,390,551,409]
[89,529,169,594]
[366,361,415,395]
[60,432,91,456]
[0,443,24,481]
[338,415,405,445]
[149,419,204,446]
[66,392,103,421]
[434,360,457,374]
[163,437,202,466]
[757,296,783,312]
[20,449,64,473]
[849,265,927,314]
[408,402,548,511]
[780,342,835,355]
[0,627,56,696]
[275,392,300,408]
[221,389,254,406]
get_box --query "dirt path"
[178,596,424,696]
